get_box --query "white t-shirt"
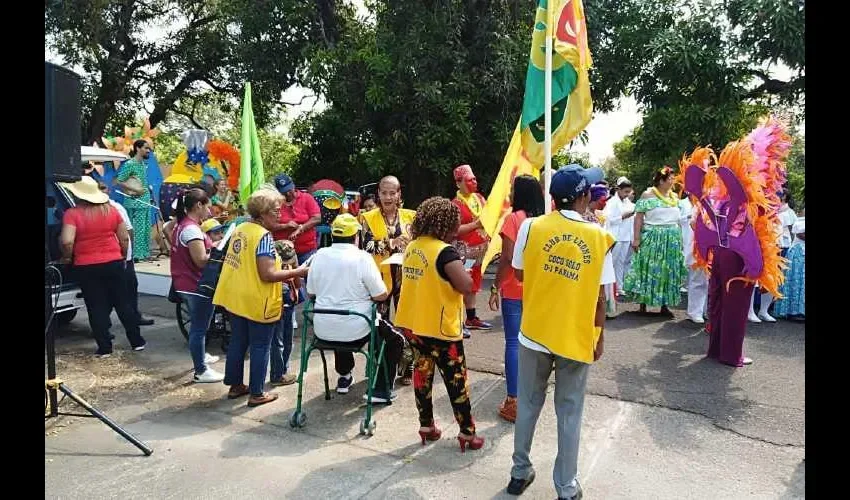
[777,206,798,249]
[109,200,133,261]
[603,194,635,242]
[306,243,388,342]
[512,210,616,354]
[178,224,205,247]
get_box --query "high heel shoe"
[457,433,484,452]
[418,423,442,445]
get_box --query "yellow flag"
[479,122,540,273]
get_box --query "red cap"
[453,164,474,181]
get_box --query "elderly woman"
[395,197,484,452]
[59,176,146,357]
[624,167,687,315]
[360,176,417,384]
[213,188,308,407]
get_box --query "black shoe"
[138,317,155,326]
[507,470,535,495]
[336,373,353,394]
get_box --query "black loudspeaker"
[45,62,82,183]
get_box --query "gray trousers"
[511,345,589,499]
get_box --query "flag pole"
[543,2,554,214]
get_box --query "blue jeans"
[501,298,522,398]
[179,292,215,376]
[225,314,275,396]
[270,306,294,381]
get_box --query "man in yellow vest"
[506,165,616,500]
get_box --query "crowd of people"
[55,152,804,499]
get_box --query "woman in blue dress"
[773,219,805,320]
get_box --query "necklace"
[652,187,678,207]
[382,209,399,229]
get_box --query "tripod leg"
[58,384,153,456]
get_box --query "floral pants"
[404,331,475,436]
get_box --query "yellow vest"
[361,208,417,291]
[394,236,464,340]
[213,222,283,323]
[520,212,615,363]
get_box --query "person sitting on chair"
[306,213,404,404]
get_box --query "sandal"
[247,392,279,407]
[227,384,250,399]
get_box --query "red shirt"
[62,206,123,266]
[272,191,321,254]
[499,210,527,300]
[452,192,488,247]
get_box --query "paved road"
[45,286,805,499]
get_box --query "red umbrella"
[311,179,344,195]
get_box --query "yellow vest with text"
[394,236,464,340]
[361,208,417,291]
[520,212,615,363]
[213,222,283,323]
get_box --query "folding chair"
[289,300,390,436]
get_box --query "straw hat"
[59,176,109,204]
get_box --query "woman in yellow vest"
[394,197,484,452]
[214,188,308,407]
[360,176,417,384]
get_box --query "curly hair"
[410,196,460,242]
[246,188,283,219]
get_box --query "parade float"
[160,129,241,219]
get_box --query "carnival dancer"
[451,164,491,333]
[360,176,417,385]
[603,177,635,296]
[117,140,153,261]
[624,167,687,315]
[682,118,790,368]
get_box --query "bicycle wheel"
[176,301,191,342]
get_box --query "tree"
[588,0,803,191]
[45,0,325,145]
[292,0,536,203]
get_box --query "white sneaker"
[742,357,753,366]
[194,368,224,383]
[680,287,688,293]
[688,315,705,324]
[748,313,762,323]
[758,312,776,323]
[292,316,298,329]
[204,353,220,364]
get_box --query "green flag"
[239,82,265,204]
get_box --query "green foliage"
[292,0,536,203]
[785,134,805,208]
[45,0,320,144]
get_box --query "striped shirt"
[256,233,276,258]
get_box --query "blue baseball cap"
[274,174,295,194]
[550,164,605,203]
